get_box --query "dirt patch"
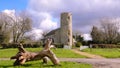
[72,49,105,59]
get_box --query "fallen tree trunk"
[11,39,60,66]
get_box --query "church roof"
[45,28,60,36]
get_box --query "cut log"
[11,39,60,66]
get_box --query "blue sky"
[0,0,28,11]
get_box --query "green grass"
[0,60,92,68]
[52,48,86,58]
[82,48,120,58]
[0,48,86,58]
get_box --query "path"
[72,49,105,59]
[1,58,120,68]
[0,58,10,60]
[69,49,120,68]
[59,58,120,68]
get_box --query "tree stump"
[11,39,60,66]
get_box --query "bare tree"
[100,19,120,44]
[11,11,32,43]
[0,12,12,43]
[91,18,120,44]
[0,11,32,43]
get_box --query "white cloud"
[39,13,58,31]
[2,9,15,17]
[2,9,16,21]
[82,34,92,41]
[27,0,120,34]
[27,28,43,40]
[27,10,58,31]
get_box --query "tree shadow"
[0,64,32,68]
[0,65,13,68]
[0,64,62,68]
[0,62,61,68]
[21,64,32,67]
[43,64,61,67]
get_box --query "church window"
[68,30,70,35]
[68,39,70,42]
[68,16,70,20]
[52,38,54,43]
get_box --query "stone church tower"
[60,12,72,48]
[45,12,73,49]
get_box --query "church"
[45,12,73,48]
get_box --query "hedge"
[1,43,42,48]
[92,44,120,48]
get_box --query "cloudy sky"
[0,0,120,40]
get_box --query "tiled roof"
[45,28,60,36]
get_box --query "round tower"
[60,12,72,49]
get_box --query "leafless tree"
[100,19,120,43]
[10,11,32,43]
[0,12,12,43]
[91,18,120,44]
[0,11,32,43]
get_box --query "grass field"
[0,48,86,58]
[0,60,92,68]
[82,48,120,58]
[0,48,93,68]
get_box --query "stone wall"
[60,12,72,48]
[54,29,60,43]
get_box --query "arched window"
[68,39,70,42]
[68,16,70,19]
[68,30,70,35]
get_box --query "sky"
[1,0,120,40]
[0,0,28,11]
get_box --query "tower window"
[68,39,70,42]
[68,30,70,35]
[68,16,70,20]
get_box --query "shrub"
[1,43,8,48]
[92,44,120,48]
[117,43,120,45]
[1,43,42,48]
[75,42,82,47]
[1,43,18,48]
[32,43,41,48]
[54,43,64,48]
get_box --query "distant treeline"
[92,44,120,48]
[91,18,120,44]
[0,43,41,48]
[0,43,64,49]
